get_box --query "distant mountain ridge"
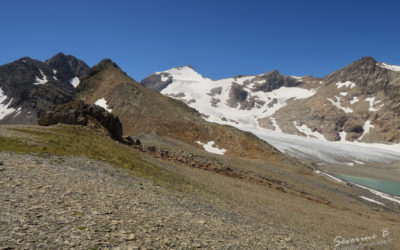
[0,53,89,124]
[74,59,281,159]
[1,53,399,147]
[141,57,400,144]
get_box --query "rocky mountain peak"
[251,69,301,92]
[175,65,195,71]
[352,56,377,66]
[86,59,120,77]
[45,52,90,82]
[324,56,394,94]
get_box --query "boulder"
[38,101,123,141]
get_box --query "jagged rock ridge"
[0,53,90,124]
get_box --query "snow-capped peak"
[164,65,208,82]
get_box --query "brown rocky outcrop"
[38,101,123,141]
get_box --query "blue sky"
[1,0,399,80]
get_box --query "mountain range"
[0,53,89,124]
[1,53,400,248]
[1,53,400,164]
[141,57,400,144]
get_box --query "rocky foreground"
[1,125,399,249]
[0,152,296,249]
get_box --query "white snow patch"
[328,96,353,113]
[339,131,347,142]
[270,117,282,133]
[161,75,169,82]
[358,120,374,141]
[196,141,227,155]
[354,183,400,205]
[365,97,382,112]
[33,69,48,85]
[0,88,17,120]
[345,162,355,166]
[94,98,112,113]
[53,69,57,74]
[336,81,356,89]
[379,62,400,72]
[314,170,345,183]
[69,77,80,88]
[294,121,326,140]
[339,92,348,96]
[350,96,359,105]
[290,76,303,81]
[359,196,385,206]
[353,160,364,165]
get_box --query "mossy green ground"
[0,125,188,189]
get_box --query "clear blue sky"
[1,0,399,80]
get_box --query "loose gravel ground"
[0,152,297,249]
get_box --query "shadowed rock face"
[38,101,123,141]
[251,70,301,92]
[0,53,90,124]
[0,57,74,122]
[226,83,248,108]
[45,52,90,82]
[141,73,173,92]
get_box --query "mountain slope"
[274,57,400,143]
[76,59,284,160]
[141,58,400,144]
[0,53,90,124]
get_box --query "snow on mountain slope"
[160,66,316,127]
[237,125,400,164]
[70,77,80,88]
[0,53,90,124]
[0,88,18,119]
[142,60,400,164]
[95,98,112,113]
[379,62,400,72]
[33,69,48,85]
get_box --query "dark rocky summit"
[45,52,90,82]
[141,72,173,91]
[0,53,90,124]
[38,101,123,141]
[226,83,248,108]
[250,70,301,92]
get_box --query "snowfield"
[158,66,400,164]
[237,125,400,164]
[161,66,316,128]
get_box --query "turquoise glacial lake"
[337,174,400,197]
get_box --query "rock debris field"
[0,152,295,249]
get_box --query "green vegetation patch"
[1,125,188,189]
